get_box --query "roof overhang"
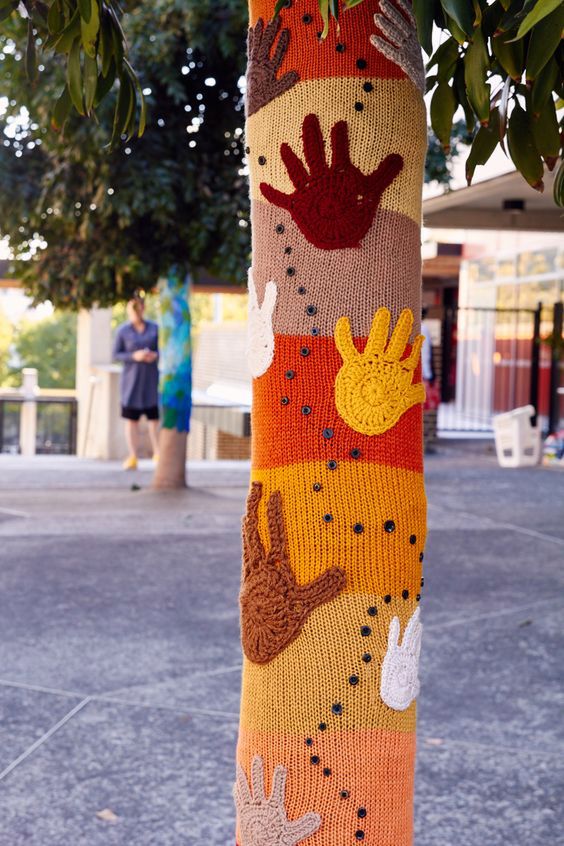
[423,168,564,232]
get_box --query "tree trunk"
[235,2,427,845]
[152,270,192,490]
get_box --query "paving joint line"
[425,597,559,632]
[433,504,564,547]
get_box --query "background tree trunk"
[235,1,427,844]
[152,270,192,490]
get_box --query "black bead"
[286,266,296,276]
[331,702,343,715]
[317,31,322,38]
[319,722,327,731]
[349,674,359,686]
[300,346,310,356]
[313,482,322,492]
[357,808,367,819]
[409,534,417,545]
[356,58,367,69]
[361,625,371,637]
[297,286,306,295]
[336,42,345,52]
[302,13,312,23]
[367,606,377,616]
[420,576,425,586]
[281,396,289,406]
[327,460,338,470]
[353,523,364,534]
[323,767,331,776]
[284,246,292,254]
[282,0,291,7]
[323,428,334,439]
[354,102,364,111]
[355,831,365,840]
[419,553,424,563]
[402,589,409,600]
[350,448,362,459]
[311,327,320,336]
[245,146,250,154]
[416,593,421,601]
[362,653,372,663]
[258,155,266,165]
[285,369,295,379]
[302,405,312,415]
[384,594,392,604]
[384,520,396,533]
[306,304,317,315]
[275,223,285,234]
[340,790,350,799]
[323,513,333,523]
[305,737,313,746]
[310,755,319,764]
[363,81,373,92]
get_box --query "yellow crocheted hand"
[334,307,425,436]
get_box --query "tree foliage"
[0,0,250,308]
[3,311,77,388]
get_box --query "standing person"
[113,294,159,470]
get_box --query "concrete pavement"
[0,449,562,845]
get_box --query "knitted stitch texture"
[236,1,427,844]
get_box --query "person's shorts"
[121,406,159,421]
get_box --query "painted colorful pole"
[154,269,192,489]
[236,1,427,844]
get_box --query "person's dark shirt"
[113,320,159,409]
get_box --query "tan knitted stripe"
[251,461,426,595]
[239,591,419,734]
[237,727,415,846]
[247,77,426,224]
[251,202,421,338]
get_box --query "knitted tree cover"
[236,1,427,844]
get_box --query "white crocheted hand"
[380,607,422,711]
[371,0,425,95]
[235,755,321,846]
[247,269,277,379]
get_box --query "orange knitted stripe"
[237,727,415,846]
[252,334,423,471]
[249,0,407,83]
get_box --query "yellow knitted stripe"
[240,591,419,734]
[247,77,426,224]
[251,461,426,596]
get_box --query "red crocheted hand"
[241,482,346,665]
[246,17,299,117]
[260,114,403,249]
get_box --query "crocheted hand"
[260,114,403,250]
[241,482,346,665]
[247,269,277,378]
[370,0,425,95]
[334,307,425,435]
[380,607,422,711]
[246,16,299,117]
[235,755,321,846]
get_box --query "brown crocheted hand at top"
[246,17,299,117]
[260,114,403,250]
[241,482,346,665]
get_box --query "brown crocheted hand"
[235,755,321,846]
[260,113,403,250]
[246,16,299,117]
[335,307,425,436]
[241,482,346,665]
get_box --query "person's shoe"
[152,453,159,465]
[122,455,138,471]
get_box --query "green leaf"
[492,30,524,80]
[94,56,116,105]
[444,11,467,43]
[413,0,437,55]
[78,0,91,22]
[464,27,491,124]
[99,12,113,77]
[553,158,564,207]
[465,108,500,184]
[531,56,559,114]
[53,9,81,54]
[515,0,563,39]
[454,58,476,131]
[319,0,330,39]
[83,53,98,114]
[272,0,288,19]
[430,81,457,150]
[530,95,560,162]
[507,102,544,190]
[525,5,564,81]
[124,58,146,137]
[439,0,475,37]
[110,74,134,146]
[66,37,85,115]
[51,85,72,131]
[26,19,37,82]
[81,0,100,59]
[47,0,63,34]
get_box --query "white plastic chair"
[493,405,541,468]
